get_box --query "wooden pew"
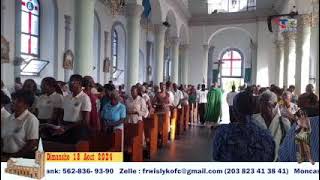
[175,107,184,137]
[170,108,177,141]
[143,114,158,159]
[43,140,89,152]
[124,121,143,162]
[184,104,190,131]
[157,111,170,147]
[89,130,122,152]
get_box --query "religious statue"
[63,49,74,70]
[103,57,111,73]
[1,35,10,63]
[295,110,314,165]
[147,65,152,76]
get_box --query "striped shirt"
[278,116,319,162]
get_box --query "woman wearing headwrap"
[212,90,275,162]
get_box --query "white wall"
[210,28,252,69]
[188,20,276,86]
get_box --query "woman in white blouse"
[126,86,149,124]
[36,77,64,124]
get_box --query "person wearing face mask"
[252,90,291,161]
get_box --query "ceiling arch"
[165,9,178,37]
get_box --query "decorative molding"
[297,14,312,29]
[168,0,191,21]
[274,40,285,48]
[282,31,296,40]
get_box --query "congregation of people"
[1,75,319,162]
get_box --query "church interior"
[1,0,319,162]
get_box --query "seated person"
[1,90,39,160]
[212,91,275,162]
[278,116,319,162]
[101,91,126,151]
[36,77,63,124]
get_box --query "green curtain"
[244,68,251,83]
[212,69,219,83]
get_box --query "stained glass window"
[112,30,118,75]
[20,0,40,76]
[208,0,256,14]
[221,49,243,77]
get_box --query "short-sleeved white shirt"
[1,110,39,153]
[1,107,11,127]
[173,90,184,108]
[36,92,63,120]
[63,91,92,122]
[199,90,208,104]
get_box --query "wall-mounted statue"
[103,57,111,73]
[1,35,10,64]
[63,49,74,70]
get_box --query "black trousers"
[229,106,234,123]
[198,103,206,124]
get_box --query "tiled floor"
[148,125,215,162]
[148,93,231,162]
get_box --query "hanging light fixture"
[103,0,126,16]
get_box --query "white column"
[274,40,285,87]
[203,44,209,85]
[103,31,109,84]
[180,44,189,85]
[126,4,144,88]
[64,15,72,82]
[295,14,312,95]
[74,0,95,76]
[154,24,166,85]
[171,37,180,84]
[282,32,296,88]
[207,46,215,87]
[311,4,319,96]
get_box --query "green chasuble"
[205,88,222,123]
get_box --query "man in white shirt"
[172,83,184,109]
[1,90,39,160]
[226,85,238,122]
[252,90,291,161]
[36,77,64,124]
[198,84,208,125]
[166,82,174,108]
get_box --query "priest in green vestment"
[205,83,223,126]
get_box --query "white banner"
[1,162,319,180]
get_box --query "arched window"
[221,49,243,77]
[112,30,118,71]
[20,0,40,67]
[207,0,256,14]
